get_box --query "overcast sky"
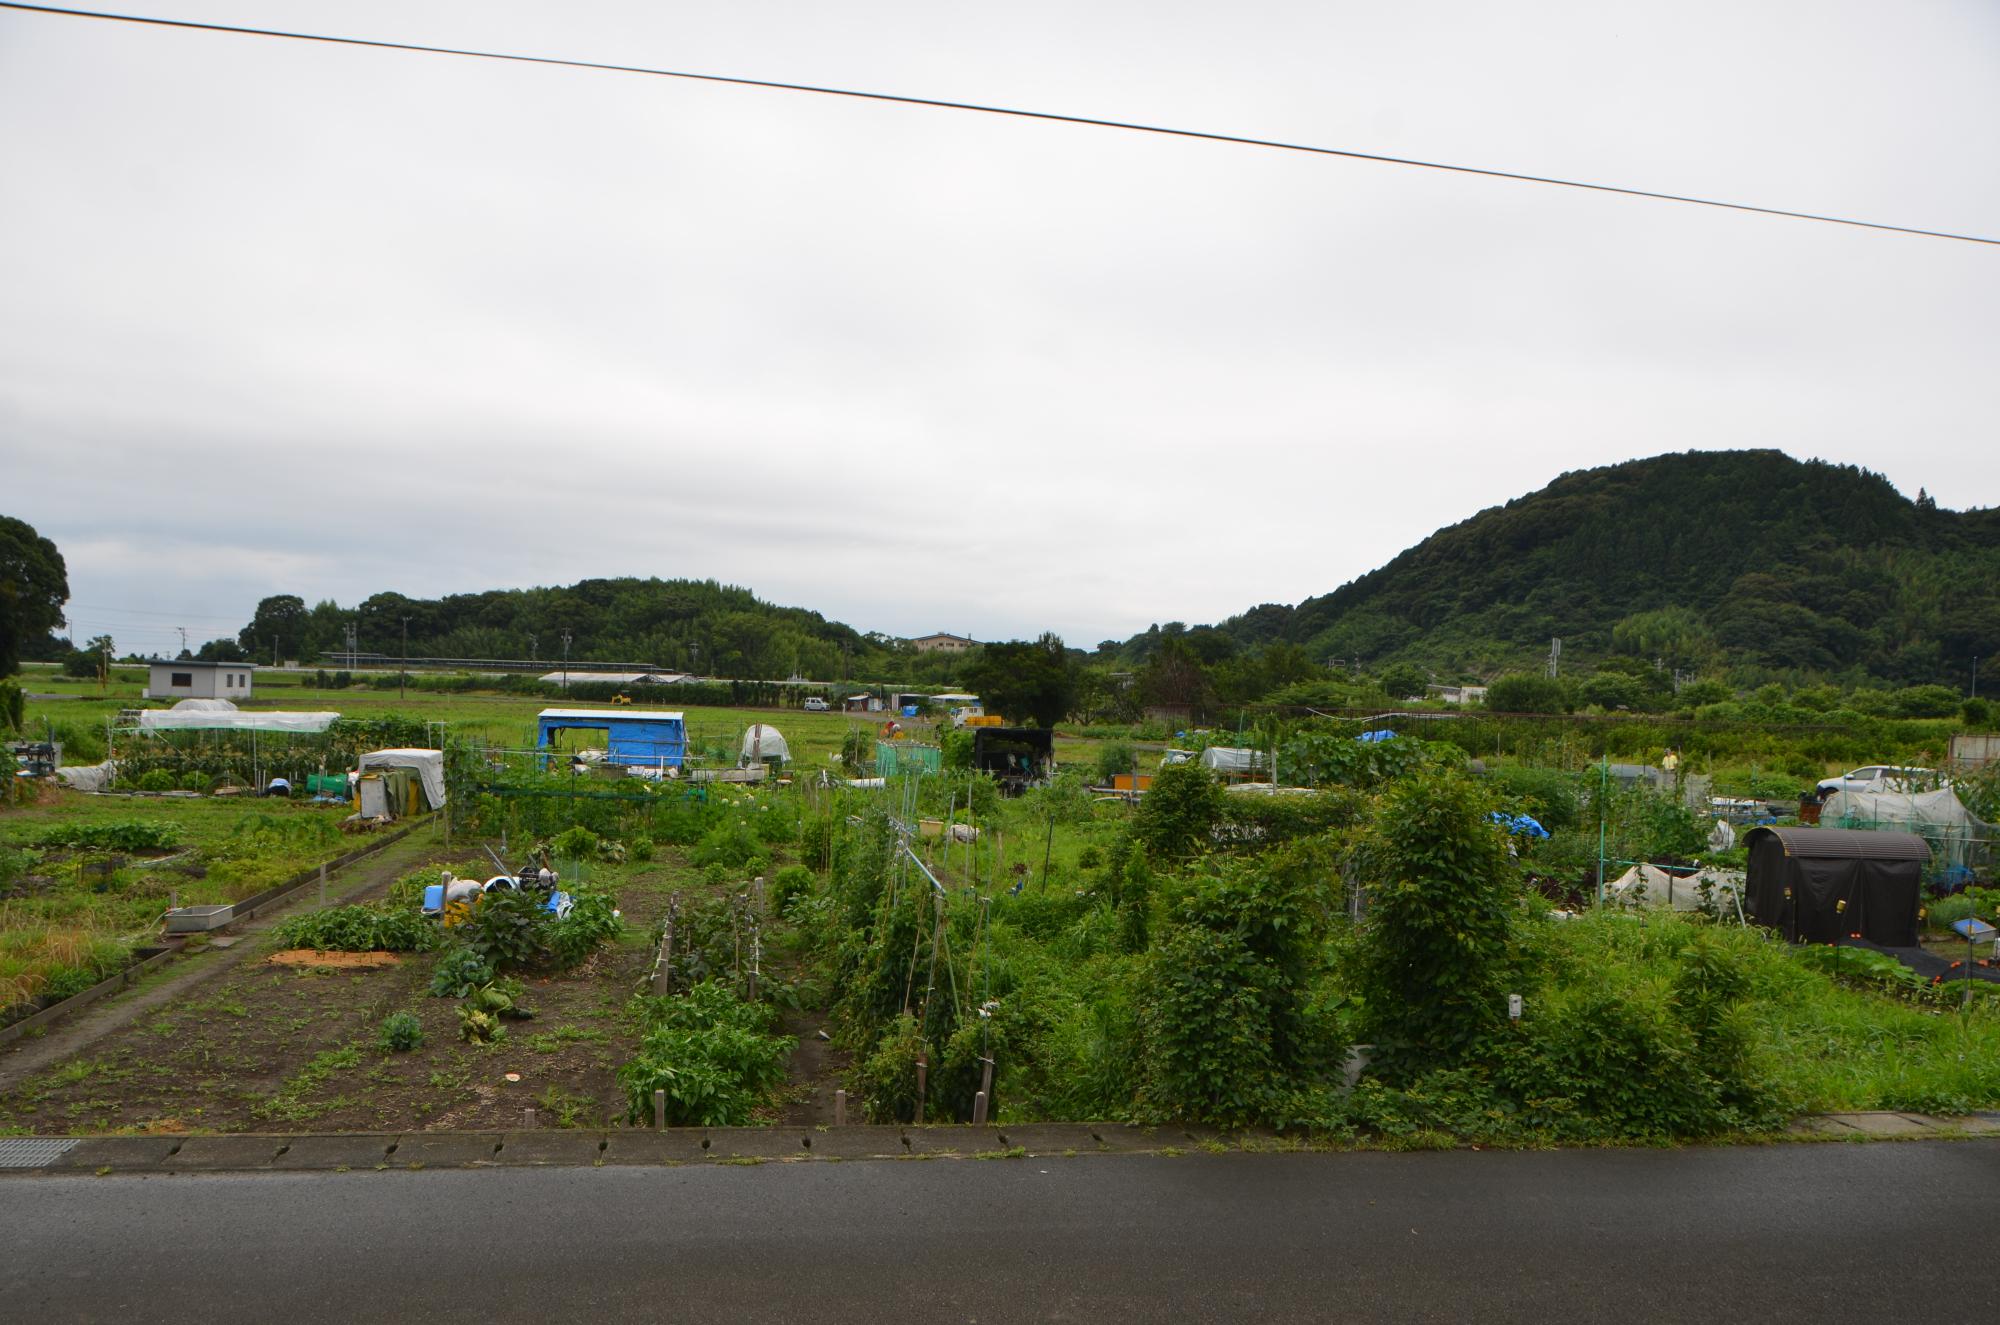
[4,0,1997,658]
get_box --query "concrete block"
[42,1136,185,1171]
[400,1134,508,1168]
[799,1128,909,1160]
[1787,1116,1862,1137]
[488,1132,607,1166]
[269,1135,401,1170]
[167,1135,294,1171]
[696,1126,806,1160]
[598,1131,708,1165]
[1823,1112,1936,1137]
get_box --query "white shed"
[147,659,255,701]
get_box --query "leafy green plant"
[378,1010,424,1052]
[462,888,553,972]
[458,982,523,1043]
[428,945,496,998]
[618,981,794,1126]
[33,819,181,852]
[272,905,439,953]
[547,891,623,971]
[549,825,601,860]
[856,1012,927,1123]
[134,770,176,792]
[770,864,814,917]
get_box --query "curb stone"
[2,1114,1995,1175]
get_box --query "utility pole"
[400,617,411,700]
[175,626,188,658]
[1547,637,1562,680]
[561,631,572,693]
[528,633,538,662]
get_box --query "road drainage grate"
[0,1138,80,1168]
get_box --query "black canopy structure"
[972,727,1054,796]
[1744,825,1931,946]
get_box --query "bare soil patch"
[266,950,403,970]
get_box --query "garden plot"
[0,855,687,1134]
[0,791,380,1017]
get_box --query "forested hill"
[228,578,917,681]
[1147,451,2000,685]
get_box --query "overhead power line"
[3,1,1995,247]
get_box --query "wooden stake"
[654,1089,666,1131]
[834,1088,847,1126]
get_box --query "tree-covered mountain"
[1123,451,2000,687]
[230,578,963,683]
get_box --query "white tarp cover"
[1608,863,1744,912]
[358,748,446,808]
[1200,747,1268,774]
[55,760,117,792]
[1821,787,1991,867]
[740,724,790,766]
[1822,787,1986,833]
[135,710,339,734]
[169,698,238,712]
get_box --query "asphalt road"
[7,1142,1998,1323]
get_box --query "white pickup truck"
[1815,765,1938,798]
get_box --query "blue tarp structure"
[1357,730,1397,743]
[536,708,686,770]
[1490,811,1550,839]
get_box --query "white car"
[802,697,830,712]
[1816,765,1937,798]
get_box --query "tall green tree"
[0,515,68,677]
[239,594,309,662]
[960,632,1077,727]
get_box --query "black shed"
[972,727,1054,796]
[1744,825,1931,946]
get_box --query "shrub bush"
[1352,773,1518,1075]
[1134,762,1224,860]
[1095,741,1137,783]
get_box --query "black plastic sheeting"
[1746,831,1923,946]
[1834,936,2000,986]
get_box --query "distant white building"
[910,632,978,654]
[1427,683,1489,706]
[147,659,255,701]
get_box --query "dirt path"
[0,832,447,1093]
[777,1007,849,1125]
